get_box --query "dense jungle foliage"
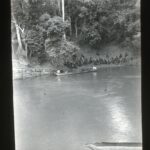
[11,0,140,68]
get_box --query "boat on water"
[55,72,76,76]
[54,66,97,76]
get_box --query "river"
[13,66,142,150]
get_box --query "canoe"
[54,69,97,76]
[55,72,75,76]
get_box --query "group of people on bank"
[63,53,130,69]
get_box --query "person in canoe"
[56,70,61,74]
[56,69,69,75]
[56,69,64,74]
[92,66,97,71]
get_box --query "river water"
[13,66,142,150]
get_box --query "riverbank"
[12,42,141,80]
[12,56,140,80]
[12,59,54,80]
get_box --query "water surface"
[13,66,142,150]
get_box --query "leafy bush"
[79,25,102,48]
[25,29,46,63]
[45,39,81,68]
[39,15,70,39]
[47,17,70,37]
[39,13,51,22]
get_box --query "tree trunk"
[57,0,61,14]
[25,41,28,60]
[62,0,66,39]
[12,16,28,64]
[15,22,23,56]
[62,0,64,21]
[12,14,23,55]
[69,17,72,37]
[75,19,78,38]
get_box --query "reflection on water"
[111,100,131,133]
[13,66,142,150]
[106,97,132,141]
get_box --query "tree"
[11,0,35,61]
[75,0,140,48]
[65,0,84,39]
[11,0,140,65]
